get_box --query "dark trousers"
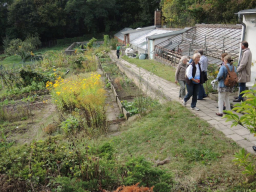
[238,83,246,101]
[184,83,200,108]
[198,84,206,99]
[198,71,207,99]
[117,50,120,59]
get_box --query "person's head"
[221,53,228,62]
[179,56,188,65]
[241,41,248,50]
[192,53,201,64]
[224,55,233,65]
[198,49,203,55]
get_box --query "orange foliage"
[115,183,154,192]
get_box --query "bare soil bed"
[2,97,58,144]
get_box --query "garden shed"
[236,8,256,88]
[114,28,132,44]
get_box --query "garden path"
[97,68,123,133]
[109,50,256,154]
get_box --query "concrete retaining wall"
[109,53,169,103]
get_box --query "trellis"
[155,24,242,65]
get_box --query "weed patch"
[0,138,173,191]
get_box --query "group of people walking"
[175,41,252,116]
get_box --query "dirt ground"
[4,99,58,144]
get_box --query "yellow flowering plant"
[47,73,106,128]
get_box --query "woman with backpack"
[216,55,237,117]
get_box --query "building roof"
[114,28,132,40]
[121,26,156,35]
[130,29,174,50]
[236,9,256,15]
[147,28,192,40]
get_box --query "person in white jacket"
[183,53,202,111]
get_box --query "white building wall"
[149,40,154,59]
[243,14,256,86]
[147,37,173,59]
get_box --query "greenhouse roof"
[148,28,191,40]
[155,24,242,64]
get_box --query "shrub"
[25,34,41,49]
[94,46,110,58]
[225,85,256,134]
[104,35,109,47]
[5,35,41,62]
[2,36,10,51]
[233,148,256,183]
[0,138,173,191]
[124,157,173,190]
[43,123,58,134]
[19,69,50,87]
[110,38,118,50]
[87,37,97,49]
[60,115,79,135]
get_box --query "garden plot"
[98,55,156,119]
[0,46,99,144]
[1,96,58,144]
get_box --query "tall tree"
[161,0,256,27]
[65,0,117,34]
[0,0,13,45]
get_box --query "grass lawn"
[0,44,69,67]
[92,101,254,191]
[122,55,176,83]
[0,54,21,66]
